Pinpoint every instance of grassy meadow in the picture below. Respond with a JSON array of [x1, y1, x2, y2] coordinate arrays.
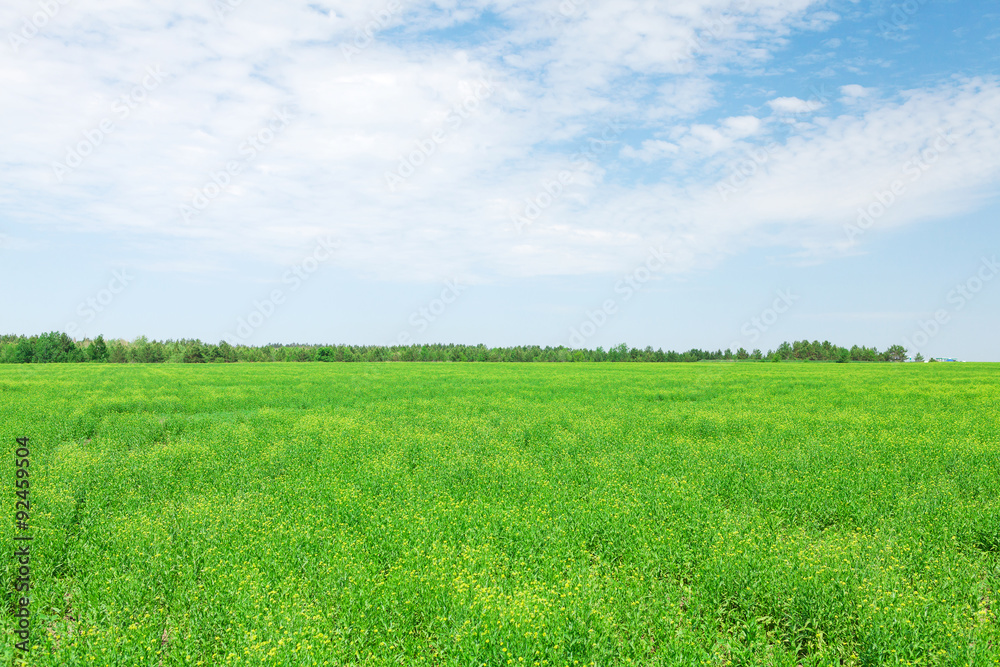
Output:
[[1, 362, 998, 665]]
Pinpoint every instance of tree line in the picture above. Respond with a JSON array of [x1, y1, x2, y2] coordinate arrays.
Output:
[[0, 333, 912, 364]]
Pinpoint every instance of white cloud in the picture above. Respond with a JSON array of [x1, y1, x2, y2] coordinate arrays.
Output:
[[2, 1, 999, 286], [648, 77, 717, 119], [838, 83, 874, 106], [840, 84, 870, 98], [621, 140, 680, 163], [767, 96, 825, 113], [721, 115, 761, 138]]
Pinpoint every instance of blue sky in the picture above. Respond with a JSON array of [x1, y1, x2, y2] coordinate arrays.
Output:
[[2, 0, 999, 360]]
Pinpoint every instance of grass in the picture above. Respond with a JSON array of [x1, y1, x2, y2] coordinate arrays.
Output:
[[1, 362, 998, 665]]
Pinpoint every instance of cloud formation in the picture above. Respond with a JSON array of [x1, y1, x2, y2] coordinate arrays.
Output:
[[2, 0, 999, 283]]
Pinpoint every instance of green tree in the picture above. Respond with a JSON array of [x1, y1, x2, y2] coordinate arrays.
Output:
[[885, 344, 908, 362], [183, 341, 206, 363], [108, 340, 129, 363], [89, 335, 108, 362], [34, 332, 79, 363], [609, 343, 628, 362], [130, 336, 166, 363], [12, 337, 35, 363], [216, 340, 238, 363]]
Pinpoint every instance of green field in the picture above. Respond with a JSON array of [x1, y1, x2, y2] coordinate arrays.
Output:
[[1, 363, 998, 665]]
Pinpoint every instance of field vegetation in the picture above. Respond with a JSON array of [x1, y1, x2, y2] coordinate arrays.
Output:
[[1, 363, 997, 665]]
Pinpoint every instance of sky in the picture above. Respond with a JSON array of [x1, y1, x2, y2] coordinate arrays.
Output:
[[2, 0, 999, 360]]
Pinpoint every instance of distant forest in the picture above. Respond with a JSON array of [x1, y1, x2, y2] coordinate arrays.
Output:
[[0, 333, 913, 364]]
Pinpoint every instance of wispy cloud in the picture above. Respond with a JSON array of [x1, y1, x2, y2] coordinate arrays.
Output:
[[767, 96, 826, 113], [2, 0, 999, 286]]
